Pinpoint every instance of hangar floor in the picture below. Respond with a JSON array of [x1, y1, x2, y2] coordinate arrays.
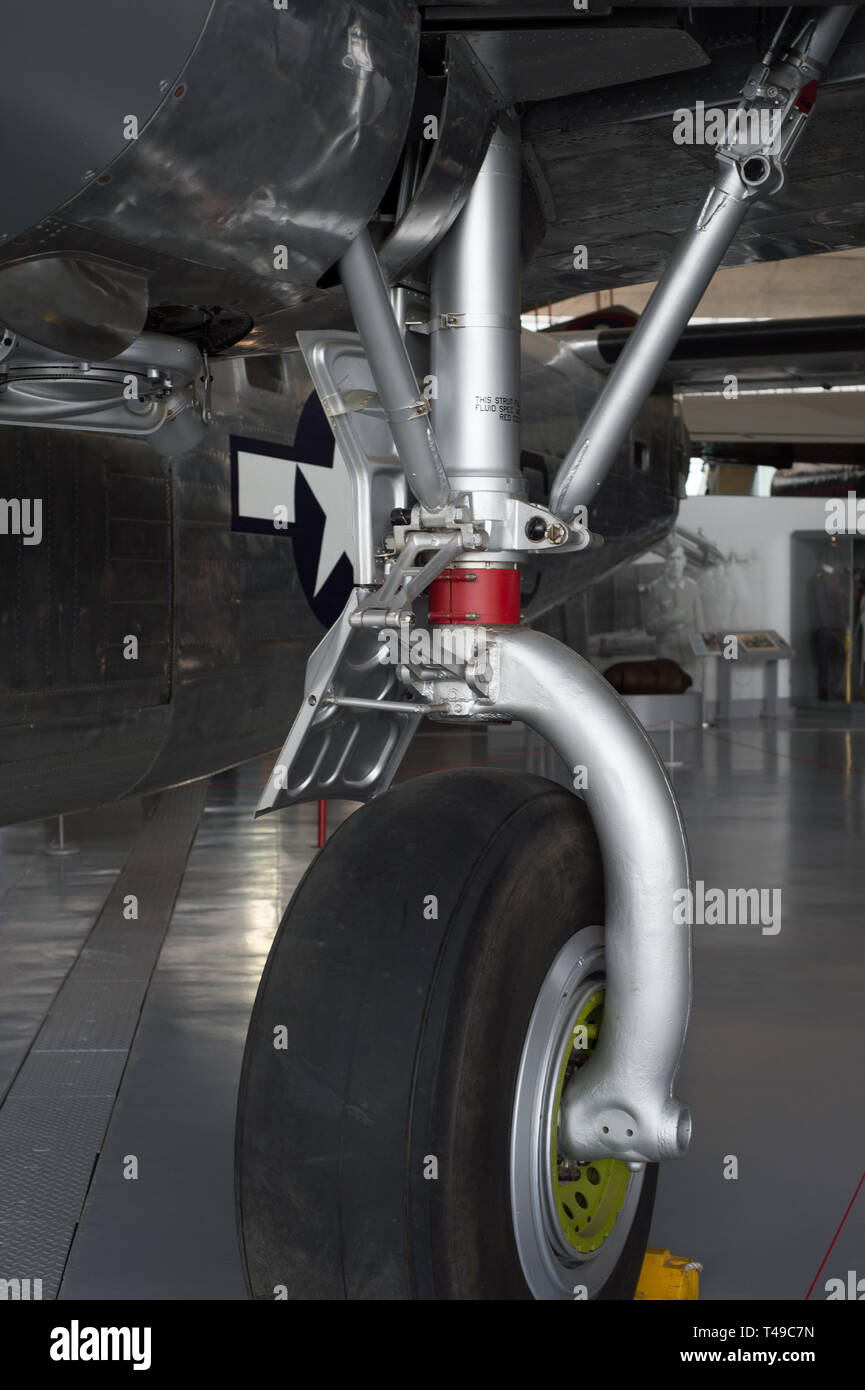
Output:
[[0, 716, 862, 1301]]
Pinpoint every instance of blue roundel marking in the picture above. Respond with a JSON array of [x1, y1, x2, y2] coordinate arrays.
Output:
[[230, 391, 355, 628], [290, 393, 354, 627]]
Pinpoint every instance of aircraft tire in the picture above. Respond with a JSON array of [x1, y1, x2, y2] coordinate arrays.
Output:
[[235, 767, 656, 1300]]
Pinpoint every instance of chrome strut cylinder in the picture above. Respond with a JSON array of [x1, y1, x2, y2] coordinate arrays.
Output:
[[430, 111, 525, 500], [550, 2, 859, 520], [489, 626, 692, 1166]]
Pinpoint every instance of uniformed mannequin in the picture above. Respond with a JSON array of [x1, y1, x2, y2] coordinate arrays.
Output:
[[642, 540, 705, 689], [813, 551, 847, 701]]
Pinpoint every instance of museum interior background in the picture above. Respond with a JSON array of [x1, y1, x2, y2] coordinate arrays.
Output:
[[528, 246, 865, 726]]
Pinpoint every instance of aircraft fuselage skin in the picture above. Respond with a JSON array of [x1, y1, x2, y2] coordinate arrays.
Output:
[[0, 338, 683, 826], [0, 0, 419, 358]]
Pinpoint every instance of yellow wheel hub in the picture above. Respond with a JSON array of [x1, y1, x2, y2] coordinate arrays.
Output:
[[551, 989, 631, 1253]]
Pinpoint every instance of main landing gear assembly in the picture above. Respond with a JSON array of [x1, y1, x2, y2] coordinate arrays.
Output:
[[235, 8, 855, 1300]]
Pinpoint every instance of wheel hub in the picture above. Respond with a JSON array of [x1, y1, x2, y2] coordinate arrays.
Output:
[[510, 926, 645, 1298], [551, 990, 630, 1254]]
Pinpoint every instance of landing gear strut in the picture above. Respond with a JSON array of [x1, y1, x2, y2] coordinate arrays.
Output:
[[237, 4, 854, 1298]]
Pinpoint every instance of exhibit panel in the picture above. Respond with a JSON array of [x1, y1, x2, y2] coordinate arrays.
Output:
[[571, 497, 865, 721]]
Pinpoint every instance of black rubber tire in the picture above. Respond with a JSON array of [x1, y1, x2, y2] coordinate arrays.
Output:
[[235, 767, 657, 1300]]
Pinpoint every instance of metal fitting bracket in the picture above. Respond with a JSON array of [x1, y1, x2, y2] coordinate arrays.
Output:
[[0, 330, 207, 454], [388, 494, 593, 561], [407, 312, 519, 334], [256, 586, 424, 815]]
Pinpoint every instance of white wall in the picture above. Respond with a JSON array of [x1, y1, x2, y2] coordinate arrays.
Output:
[[678, 495, 831, 703], [540, 247, 865, 323], [680, 391, 865, 444]]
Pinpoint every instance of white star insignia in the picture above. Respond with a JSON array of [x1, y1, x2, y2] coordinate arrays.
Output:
[[296, 446, 353, 596]]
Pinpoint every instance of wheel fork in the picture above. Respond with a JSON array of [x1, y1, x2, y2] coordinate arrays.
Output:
[[476, 625, 692, 1167]]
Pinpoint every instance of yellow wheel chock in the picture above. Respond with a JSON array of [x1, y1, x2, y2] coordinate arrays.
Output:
[[635, 1247, 702, 1300]]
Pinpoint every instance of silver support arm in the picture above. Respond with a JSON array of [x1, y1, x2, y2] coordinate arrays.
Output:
[[491, 627, 692, 1165], [550, 3, 859, 520], [339, 227, 452, 511], [550, 166, 751, 516], [430, 112, 524, 496]]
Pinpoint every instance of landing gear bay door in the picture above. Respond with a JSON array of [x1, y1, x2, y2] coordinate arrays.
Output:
[[256, 332, 419, 814]]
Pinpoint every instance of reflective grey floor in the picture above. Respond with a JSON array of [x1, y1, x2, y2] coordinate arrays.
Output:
[[0, 800, 147, 1103], [58, 767, 361, 1301], [649, 718, 865, 1301], [0, 717, 862, 1300]]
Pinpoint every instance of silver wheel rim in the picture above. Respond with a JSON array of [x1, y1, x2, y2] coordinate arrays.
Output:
[[509, 925, 645, 1300]]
